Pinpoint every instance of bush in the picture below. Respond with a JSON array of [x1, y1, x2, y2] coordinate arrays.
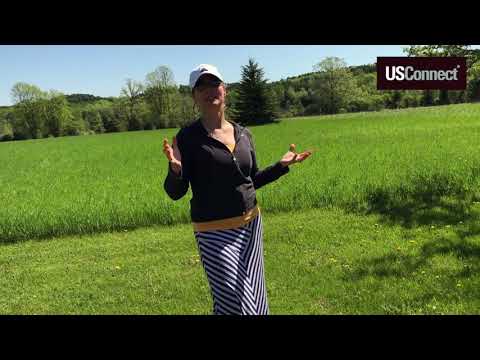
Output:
[[99, 107, 123, 133], [304, 103, 322, 116], [0, 117, 14, 141], [63, 114, 85, 136]]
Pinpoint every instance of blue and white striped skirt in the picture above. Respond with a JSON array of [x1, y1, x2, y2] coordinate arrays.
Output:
[[193, 212, 269, 315]]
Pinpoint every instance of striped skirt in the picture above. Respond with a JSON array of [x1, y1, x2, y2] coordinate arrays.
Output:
[[193, 212, 269, 315]]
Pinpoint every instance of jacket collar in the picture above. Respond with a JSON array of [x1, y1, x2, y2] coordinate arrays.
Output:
[[194, 118, 245, 143]]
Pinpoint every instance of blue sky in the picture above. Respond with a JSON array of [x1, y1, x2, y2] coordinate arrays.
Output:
[[0, 45, 476, 106]]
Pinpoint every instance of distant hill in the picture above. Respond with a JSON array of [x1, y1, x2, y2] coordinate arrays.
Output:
[[226, 64, 376, 90], [65, 94, 115, 104], [0, 94, 115, 110], [278, 64, 376, 83], [1, 65, 378, 110]]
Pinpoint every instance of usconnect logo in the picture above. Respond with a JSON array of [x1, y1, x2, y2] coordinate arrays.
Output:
[[377, 57, 467, 90], [386, 64, 461, 81]]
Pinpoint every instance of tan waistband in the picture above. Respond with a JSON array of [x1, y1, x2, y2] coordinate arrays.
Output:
[[193, 205, 260, 232]]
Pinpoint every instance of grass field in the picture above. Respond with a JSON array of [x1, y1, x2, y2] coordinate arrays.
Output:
[[1, 103, 480, 314], [2, 206, 479, 314], [1, 103, 480, 243]]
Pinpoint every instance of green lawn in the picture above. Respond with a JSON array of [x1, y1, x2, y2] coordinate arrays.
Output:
[[2, 204, 479, 314], [2, 103, 480, 242], [2, 103, 480, 314]]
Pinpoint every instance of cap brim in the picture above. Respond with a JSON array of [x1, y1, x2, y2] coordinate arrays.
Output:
[[192, 72, 223, 88]]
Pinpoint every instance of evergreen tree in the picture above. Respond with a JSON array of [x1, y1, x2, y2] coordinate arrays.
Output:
[[234, 58, 278, 125]]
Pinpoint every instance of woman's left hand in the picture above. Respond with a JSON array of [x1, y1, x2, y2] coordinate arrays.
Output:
[[279, 144, 313, 167]]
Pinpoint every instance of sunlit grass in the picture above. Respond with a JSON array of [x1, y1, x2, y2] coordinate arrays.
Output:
[[1, 206, 479, 314], [1, 103, 480, 242]]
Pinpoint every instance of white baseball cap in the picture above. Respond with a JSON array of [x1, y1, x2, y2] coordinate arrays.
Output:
[[189, 64, 224, 89]]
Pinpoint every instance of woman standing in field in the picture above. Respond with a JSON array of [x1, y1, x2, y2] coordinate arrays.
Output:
[[163, 64, 312, 315]]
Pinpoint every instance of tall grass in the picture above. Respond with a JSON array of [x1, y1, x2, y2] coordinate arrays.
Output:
[[1, 103, 480, 242]]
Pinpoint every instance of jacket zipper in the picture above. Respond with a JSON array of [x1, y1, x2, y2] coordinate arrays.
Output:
[[204, 124, 248, 178], [202, 122, 250, 214], [231, 128, 249, 179]]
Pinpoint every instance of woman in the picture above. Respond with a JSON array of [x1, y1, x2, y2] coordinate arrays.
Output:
[[163, 64, 312, 315]]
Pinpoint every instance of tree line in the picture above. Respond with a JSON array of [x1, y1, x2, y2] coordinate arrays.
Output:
[[0, 65, 199, 141], [1, 45, 479, 142], [267, 45, 480, 118]]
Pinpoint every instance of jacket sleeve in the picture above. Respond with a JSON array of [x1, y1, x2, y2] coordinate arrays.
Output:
[[163, 129, 190, 200], [246, 128, 289, 190]]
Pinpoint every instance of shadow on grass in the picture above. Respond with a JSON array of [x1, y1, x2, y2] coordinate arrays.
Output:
[[344, 219, 480, 312], [354, 171, 480, 229], [363, 190, 475, 228], [344, 181, 480, 307], [0, 212, 192, 246], [347, 224, 480, 282], [342, 170, 480, 307]]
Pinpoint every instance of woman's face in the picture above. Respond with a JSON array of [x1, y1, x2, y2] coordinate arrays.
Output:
[[192, 74, 227, 112]]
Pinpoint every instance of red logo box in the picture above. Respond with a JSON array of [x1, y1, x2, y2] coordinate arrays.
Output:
[[377, 57, 467, 90]]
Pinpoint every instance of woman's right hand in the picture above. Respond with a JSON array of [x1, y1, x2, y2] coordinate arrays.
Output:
[[163, 136, 182, 176]]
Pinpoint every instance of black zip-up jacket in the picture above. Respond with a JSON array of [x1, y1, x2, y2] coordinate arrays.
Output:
[[163, 119, 290, 222]]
